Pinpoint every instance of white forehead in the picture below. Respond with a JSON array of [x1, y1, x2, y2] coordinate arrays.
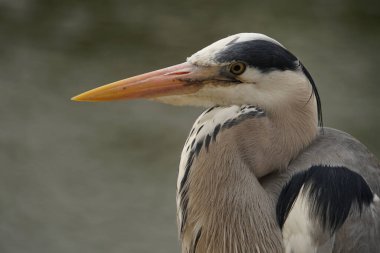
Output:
[[187, 33, 284, 65]]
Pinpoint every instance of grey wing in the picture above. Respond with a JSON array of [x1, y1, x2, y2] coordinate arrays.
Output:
[[309, 128, 380, 253], [262, 127, 380, 253], [290, 128, 380, 194]]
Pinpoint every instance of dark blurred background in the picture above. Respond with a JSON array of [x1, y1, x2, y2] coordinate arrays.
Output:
[[0, 0, 379, 252]]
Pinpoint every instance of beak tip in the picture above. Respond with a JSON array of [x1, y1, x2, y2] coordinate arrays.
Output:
[[71, 93, 93, 102], [71, 95, 83, 102]]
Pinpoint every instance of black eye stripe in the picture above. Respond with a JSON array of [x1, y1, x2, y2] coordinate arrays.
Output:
[[216, 40, 298, 73]]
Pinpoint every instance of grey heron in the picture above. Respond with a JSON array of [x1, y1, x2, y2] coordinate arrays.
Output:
[[72, 33, 380, 253]]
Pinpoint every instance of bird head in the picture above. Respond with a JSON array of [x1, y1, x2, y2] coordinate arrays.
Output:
[[72, 33, 321, 124]]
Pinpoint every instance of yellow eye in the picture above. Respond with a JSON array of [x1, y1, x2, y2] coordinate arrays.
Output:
[[229, 62, 246, 75]]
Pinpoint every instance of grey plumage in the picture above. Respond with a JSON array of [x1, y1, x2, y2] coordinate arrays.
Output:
[[269, 128, 380, 253]]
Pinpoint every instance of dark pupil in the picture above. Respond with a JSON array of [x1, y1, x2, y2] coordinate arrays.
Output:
[[233, 64, 241, 72]]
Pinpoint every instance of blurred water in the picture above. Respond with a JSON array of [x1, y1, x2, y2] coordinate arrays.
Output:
[[0, 0, 379, 252]]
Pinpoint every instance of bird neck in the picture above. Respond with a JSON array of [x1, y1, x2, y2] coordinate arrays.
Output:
[[177, 94, 318, 252], [252, 92, 319, 177]]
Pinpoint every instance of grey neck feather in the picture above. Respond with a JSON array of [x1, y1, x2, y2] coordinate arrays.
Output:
[[177, 94, 318, 253]]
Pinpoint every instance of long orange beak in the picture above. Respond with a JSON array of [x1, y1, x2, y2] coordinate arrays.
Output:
[[72, 62, 206, 102]]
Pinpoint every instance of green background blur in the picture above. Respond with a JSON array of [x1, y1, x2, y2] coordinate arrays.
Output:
[[0, 0, 379, 252]]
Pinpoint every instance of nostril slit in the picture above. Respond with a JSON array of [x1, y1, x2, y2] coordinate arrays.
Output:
[[165, 71, 191, 76]]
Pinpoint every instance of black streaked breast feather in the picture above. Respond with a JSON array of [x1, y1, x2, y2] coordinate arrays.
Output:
[[178, 106, 265, 234]]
